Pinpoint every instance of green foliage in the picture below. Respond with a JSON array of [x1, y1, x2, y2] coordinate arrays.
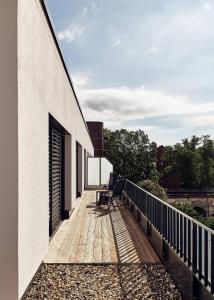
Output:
[[174, 203, 214, 230], [173, 202, 214, 228], [104, 128, 159, 183], [173, 203, 194, 217], [206, 217, 214, 230], [104, 128, 214, 189], [173, 203, 205, 222], [137, 179, 168, 201], [161, 135, 214, 188]]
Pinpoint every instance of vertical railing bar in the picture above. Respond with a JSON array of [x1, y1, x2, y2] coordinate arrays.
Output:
[[193, 223, 198, 274], [170, 208, 173, 246], [173, 210, 176, 249], [198, 226, 202, 280], [188, 220, 192, 266], [154, 198, 156, 228], [184, 217, 187, 262], [211, 234, 214, 294], [168, 207, 170, 243], [204, 230, 208, 286], [180, 214, 183, 258], [177, 213, 180, 253]]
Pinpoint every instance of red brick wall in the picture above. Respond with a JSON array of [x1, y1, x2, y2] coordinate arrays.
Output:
[[86, 121, 104, 157]]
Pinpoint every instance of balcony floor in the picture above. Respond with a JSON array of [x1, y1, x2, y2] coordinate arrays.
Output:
[[44, 191, 160, 264]]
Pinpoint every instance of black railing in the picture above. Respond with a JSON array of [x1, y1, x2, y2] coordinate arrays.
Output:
[[123, 179, 214, 296]]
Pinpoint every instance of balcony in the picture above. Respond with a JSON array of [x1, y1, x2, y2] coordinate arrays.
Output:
[[23, 177, 214, 300], [44, 191, 159, 264]]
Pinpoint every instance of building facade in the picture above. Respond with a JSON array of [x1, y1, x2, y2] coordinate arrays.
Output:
[[0, 1, 94, 299]]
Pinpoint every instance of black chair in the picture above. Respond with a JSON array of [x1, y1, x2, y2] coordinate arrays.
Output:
[[109, 172, 118, 190], [98, 175, 126, 210]]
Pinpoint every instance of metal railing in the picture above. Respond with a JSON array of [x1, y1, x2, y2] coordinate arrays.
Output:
[[123, 180, 214, 296]]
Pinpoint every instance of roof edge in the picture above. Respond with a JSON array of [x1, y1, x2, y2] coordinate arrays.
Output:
[[39, 0, 93, 146]]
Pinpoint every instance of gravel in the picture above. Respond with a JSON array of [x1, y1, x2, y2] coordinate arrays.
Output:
[[23, 264, 182, 300]]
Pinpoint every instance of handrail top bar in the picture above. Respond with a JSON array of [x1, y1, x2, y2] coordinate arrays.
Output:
[[125, 179, 214, 234]]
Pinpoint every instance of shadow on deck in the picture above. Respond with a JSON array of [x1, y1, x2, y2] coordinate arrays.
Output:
[[44, 191, 159, 264]]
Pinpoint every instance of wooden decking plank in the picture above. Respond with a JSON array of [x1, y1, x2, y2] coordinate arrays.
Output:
[[75, 212, 92, 263], [44, 191, 160, 265], [67, 193, 91, 262], [84, 212, 96, 263], [101, 213, 112, 262], [105, 210, 118, 262], [93, 215, 102, 262]]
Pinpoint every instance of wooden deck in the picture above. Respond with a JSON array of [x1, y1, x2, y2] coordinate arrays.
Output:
[[44, 191, 160, 264]]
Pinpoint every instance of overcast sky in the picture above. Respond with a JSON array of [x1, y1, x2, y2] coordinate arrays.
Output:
[[46, 0, 214, 145]]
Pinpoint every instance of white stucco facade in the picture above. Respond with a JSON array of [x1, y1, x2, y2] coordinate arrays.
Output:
[[0, 1, 94, 299]]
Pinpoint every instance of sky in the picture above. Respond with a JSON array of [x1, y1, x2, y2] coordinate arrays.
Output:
[[45, 0, 214, 145]]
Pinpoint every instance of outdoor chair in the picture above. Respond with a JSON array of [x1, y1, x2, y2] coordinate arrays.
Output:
[[97, 175, 126, 210]]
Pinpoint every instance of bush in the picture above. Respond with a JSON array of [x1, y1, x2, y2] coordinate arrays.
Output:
[[173, 202, 206, 225], [206, 217, 214, 230], [138, 179, 168, 201]]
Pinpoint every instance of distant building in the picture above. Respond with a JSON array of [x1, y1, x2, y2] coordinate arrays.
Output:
[[87, 121, 104, 157]]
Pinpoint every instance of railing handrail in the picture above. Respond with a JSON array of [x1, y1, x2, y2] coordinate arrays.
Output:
[[125, 179, 214, 234]]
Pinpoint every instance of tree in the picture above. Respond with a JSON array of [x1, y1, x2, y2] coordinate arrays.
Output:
[[104, 129, 214, 189], [161, 135, 214, 188], [104, 129, 159, 183], [198, 136, 214, 188], [138, 179, 168, 201]]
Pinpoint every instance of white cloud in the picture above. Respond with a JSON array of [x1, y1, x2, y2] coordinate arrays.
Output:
[[145, 46, 160, 55], [81, 2, 103, 16], [71, 72, 89, 88], [91, 2, 97, 13], [91, 2, 103, 14], [113, 40, 122, 47], [187, 114, 214, 128], [77, 86, 213, 126], [82, 6, 88, 16], [58, 26, 85, 43], [203, 2, 212, 11], [74, 85, 214, 144]]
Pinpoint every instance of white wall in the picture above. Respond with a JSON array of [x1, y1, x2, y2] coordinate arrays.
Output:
[[17, 0, 94, 298], [0, 2, 18, 300], [88, 158, 101, 185], [101, 158, 113, 185], [87, 158, 113, 186]]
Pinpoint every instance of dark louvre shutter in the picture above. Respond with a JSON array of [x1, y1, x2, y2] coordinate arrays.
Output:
[[76, 142, 78, 197], [76, 142, 82, 198], [49, 127, 63, 236]]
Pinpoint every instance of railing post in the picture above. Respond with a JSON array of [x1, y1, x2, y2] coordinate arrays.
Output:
[[193, 275, 201, 300], [147, 220, 151, 236], [162, 239, 169, 259], [180, 214, 183, 258], [211, 234, 214, 294], [188, 220, 192, 267], [204, 230, 208, 287], [137, 209, 141, 223], [192, 223, 198, 274], [184, 217, 187, 262], [192, 223, 200, 300], [146, 193, 148, 217]]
